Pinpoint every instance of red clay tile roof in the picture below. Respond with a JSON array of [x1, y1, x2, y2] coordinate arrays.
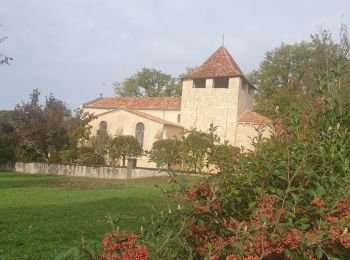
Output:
[[238, 111, 271, 124], [122, 108, 182, 127], [182, 46, 255, 89], [84, 96, 181, 110], [97, 108, 182, 128], [182, 46, 244, 79]]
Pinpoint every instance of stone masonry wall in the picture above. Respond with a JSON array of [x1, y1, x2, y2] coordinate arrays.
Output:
[[0, 162, 174, 179], [181, 77, 241, 144]]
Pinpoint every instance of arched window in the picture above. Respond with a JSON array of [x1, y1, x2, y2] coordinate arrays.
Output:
[[135, 122, 145, 148], [99, 121, 107, 133]]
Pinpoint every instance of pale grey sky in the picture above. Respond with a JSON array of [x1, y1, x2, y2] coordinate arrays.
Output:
[[1, 0, 349, 110]]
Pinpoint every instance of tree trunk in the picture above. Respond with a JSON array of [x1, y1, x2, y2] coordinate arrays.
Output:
[[122, 156, 126, 167]]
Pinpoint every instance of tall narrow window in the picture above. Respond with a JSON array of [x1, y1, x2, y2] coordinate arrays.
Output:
[[99, 121, 107, 133], [135, 122, 145, 149]]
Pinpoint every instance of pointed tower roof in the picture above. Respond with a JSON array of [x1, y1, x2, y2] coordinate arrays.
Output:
[[182, 46, 254, 88]]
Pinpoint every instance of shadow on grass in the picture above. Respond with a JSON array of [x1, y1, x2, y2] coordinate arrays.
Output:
[[0, 194, 168, 259], [0, 171, 61, 189]]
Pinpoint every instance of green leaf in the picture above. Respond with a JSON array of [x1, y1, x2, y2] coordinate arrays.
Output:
[[315, 246, 323, 259], [316, 186, 325, 197]]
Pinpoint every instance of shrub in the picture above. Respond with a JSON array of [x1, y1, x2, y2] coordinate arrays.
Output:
[[208, 143, 240, 173], [59, 149, 78, 164], [75, 147, 105, 166], [181, 124, 219, 173], [15, 145, 46, 163], [91, 130, 111, 158], [179, 125, 240, 173], [108, 135, 142, 166], [100, 231, 148, 260], [148, 139, 182, 168]]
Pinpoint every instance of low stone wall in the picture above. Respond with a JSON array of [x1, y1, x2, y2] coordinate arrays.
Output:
[[0, 162, 173, 179]]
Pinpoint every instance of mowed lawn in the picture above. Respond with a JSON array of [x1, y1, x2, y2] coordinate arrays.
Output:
[[0, 171, 199, 259]]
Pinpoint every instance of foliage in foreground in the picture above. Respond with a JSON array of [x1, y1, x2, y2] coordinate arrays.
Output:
[[65, 87, 350, 259], [140, 92, 350, 259]]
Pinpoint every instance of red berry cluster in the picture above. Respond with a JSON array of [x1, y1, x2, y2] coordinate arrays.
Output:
[[226, 255, 259, 260], [188, 183, 214, 200], [312, 197, 325, 207], [184, 182, 350, 258], [315, 97, 325, 111], [100, 231, 148, 260], [186, 223, 229, 257], [188, 182, 221, 214], [235, 195, 302, 258], [326, 200, 350, 249], [282, 229, 301, 250]]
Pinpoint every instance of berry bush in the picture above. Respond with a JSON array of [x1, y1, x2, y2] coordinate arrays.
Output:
[[139, 92, 350, 259]]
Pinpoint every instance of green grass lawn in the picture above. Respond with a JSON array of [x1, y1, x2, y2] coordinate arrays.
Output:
[[0, 171, 199, 259]]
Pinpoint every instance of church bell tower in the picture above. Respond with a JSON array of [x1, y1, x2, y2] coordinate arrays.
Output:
[[180, 46, 255, 145]]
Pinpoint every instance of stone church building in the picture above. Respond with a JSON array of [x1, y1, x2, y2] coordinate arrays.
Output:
[[82, 46, 270, 168]]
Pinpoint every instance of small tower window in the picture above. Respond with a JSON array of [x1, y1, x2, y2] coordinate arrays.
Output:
[[99, 121, 107, 133], [177, 114, 181, 123], [193, 78, 206, 88], [214, 77, 229, 88]]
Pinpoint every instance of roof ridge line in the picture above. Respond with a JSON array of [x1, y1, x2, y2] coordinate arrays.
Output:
[[118, 107, 182, 127], [82, 97, 103, 106]]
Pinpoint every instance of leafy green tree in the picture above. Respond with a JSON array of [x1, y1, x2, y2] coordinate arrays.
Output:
[[75, 147, 105, 166], [108, 135, 142, 166], [59, 109, 96, 164], [66, 109, 96, 148], [89, 130, 111, 165], [12, 89, 48, 161], [250, 26, 350, 123], [148, 139, 183, 168], [208, 143, 240, 173], [0, 111, 15, 163], [43, 94, 71, 159], [182, 124, 219, 173], [113, 68, 181, 97], [12, 89, 95, 163]]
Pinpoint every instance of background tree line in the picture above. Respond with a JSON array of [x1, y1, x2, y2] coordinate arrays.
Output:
[[113, 67, 196, 97], [0, 89, 94, 164], [250, 25, 350, 124], [0, 89, 146, 166]]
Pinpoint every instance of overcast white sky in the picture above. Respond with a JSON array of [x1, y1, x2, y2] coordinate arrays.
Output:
[[1, 0, 350, 110]]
